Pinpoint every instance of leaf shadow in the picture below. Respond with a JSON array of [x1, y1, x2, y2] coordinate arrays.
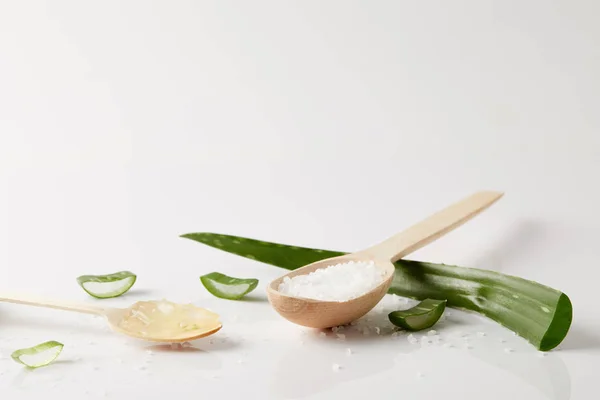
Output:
[[556, 326, 600, 350]]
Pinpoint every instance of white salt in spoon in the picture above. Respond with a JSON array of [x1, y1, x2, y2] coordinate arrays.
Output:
[[0, 296, 222, 343], [267, 191, 503, 328]]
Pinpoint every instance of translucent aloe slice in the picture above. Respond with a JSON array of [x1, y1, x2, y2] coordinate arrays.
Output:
[[200, 272, 258, 300], [388, 299, 447, 331], [11, 341, 64, 368], [76, 271, 137, 299]]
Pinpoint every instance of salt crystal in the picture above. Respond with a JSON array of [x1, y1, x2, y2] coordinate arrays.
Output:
[[375, 327, 381, 335], [416, 372, 424, 378], [407, 334, 418, 344], [504, 348, 513, 353], [476, 332, 486, 337], [427, 330, 437, 336], [499, 338, 506, 343], [346, 348, 352, 355], [146, 350, 154, 356], [277, 261, 385, 301], [319, 332, 327, 338], [237, 359, 244, 364], [443, 343, 453, 348], [391, 332, 400, 339], [336, 333, 346, 341], [332, 363, 341, 372], [362, 327, 370, 336]]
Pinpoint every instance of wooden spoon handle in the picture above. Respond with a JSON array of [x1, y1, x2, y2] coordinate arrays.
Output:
[[363, 191, 504, 262], [0, 292, 106, 316]]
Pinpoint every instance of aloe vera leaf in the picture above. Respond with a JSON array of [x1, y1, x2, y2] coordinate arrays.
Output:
[[76, 271, 137, 299], [200, 272, 259, 300], [11, 341, 64, 368], [180, 232, 572, 351], [388, 299, 446, 331]]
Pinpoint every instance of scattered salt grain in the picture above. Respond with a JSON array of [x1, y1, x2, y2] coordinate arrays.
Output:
[[499, 338, 506, 343], [146, 350, 154, 356], [332, 363, 341, 372], [277, 261, 385, 301], [237, 359, 244, 364], [443, 343, 453, 348], [391, 332, 400, 339], [346, 348, 353, 355], [427, 330, 438, 336], [537, 352, 547, 358], [504, 348, 514, 353], [375, 327, 381, 335], [407, 334, 418, 344], [319, 332, 327, 338], [416, 372, 424, 378], [362, 327, 370, 336], [336, 333, 346, 341]]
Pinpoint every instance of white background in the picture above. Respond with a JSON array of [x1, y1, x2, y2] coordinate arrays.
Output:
[[1, 1, 598, 399]]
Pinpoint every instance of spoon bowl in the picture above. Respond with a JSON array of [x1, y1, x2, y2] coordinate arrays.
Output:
[[267, 255, 395, 328], [267, 191, 504, 328], [104, 300, 223, 342]]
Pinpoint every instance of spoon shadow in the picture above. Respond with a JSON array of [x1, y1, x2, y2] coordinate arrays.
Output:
[[468, 219, 548, 272]]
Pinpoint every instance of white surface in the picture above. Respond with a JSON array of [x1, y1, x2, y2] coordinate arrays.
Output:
[[0, 1, 599, 399]]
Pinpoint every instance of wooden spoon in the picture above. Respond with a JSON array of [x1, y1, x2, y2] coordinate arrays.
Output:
[[0, 295, 222, 343], [266, 191, 504, 329]]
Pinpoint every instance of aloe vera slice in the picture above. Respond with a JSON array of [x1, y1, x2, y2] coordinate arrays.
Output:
[[76, 271, 137, 299], [11, 341, 64, 368], [181, 232, 572, 351], [200, 272, 258, 300], [389, 299, 446, 331]]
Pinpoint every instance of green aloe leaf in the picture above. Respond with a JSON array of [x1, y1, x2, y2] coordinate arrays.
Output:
[[76, 271, 137, 299], [200, 272, 259, 300], [11, 341, 64, 368], [388, 298, 447, 331], [180, 232, 572, 351]]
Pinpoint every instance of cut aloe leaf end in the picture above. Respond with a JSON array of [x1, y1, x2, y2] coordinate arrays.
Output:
[[76, 271, 137, 299], [181, 232, 573, 351], [200, 272, 259, 300], [11, 341, 64, 368], [389, 299, 446, 331]]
